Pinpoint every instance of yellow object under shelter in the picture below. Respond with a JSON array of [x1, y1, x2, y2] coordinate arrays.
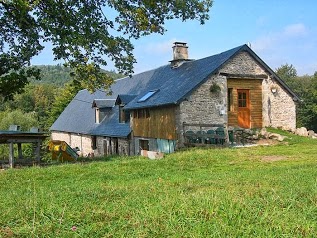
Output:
[[48, 140, 79, 162]]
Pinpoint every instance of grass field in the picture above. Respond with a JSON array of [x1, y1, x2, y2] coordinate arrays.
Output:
[[0, 130, 317, 237]]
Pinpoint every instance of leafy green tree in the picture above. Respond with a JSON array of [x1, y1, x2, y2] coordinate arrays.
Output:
[[0, 110, 39, 131], [298, 72, 317, 131], [48, 80, 83, 127], [0, 110, 40, 160], [1, 83, 57, 130], [276, 64, 317, 131], [276, 64, 298, 90], [1, 0, 213, 98]]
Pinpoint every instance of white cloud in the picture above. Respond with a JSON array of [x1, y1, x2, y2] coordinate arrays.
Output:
[[251, 34, 275, 51], [283, 23, 307, 37], [132, 38, 182, 73], [143, 38, 178, 55], [251, 23, 317, 75], [252, 23, 310, 52]]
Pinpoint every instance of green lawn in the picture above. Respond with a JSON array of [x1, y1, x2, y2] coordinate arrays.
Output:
[[1, 131, 317, 237]]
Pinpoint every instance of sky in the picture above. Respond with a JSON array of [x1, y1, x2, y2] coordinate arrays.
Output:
[[31, 0, 317, 76]]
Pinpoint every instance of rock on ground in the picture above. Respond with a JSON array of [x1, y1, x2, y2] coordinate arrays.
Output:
[[295, 127, 308, 137]]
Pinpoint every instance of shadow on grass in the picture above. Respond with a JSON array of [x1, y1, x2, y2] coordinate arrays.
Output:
[[0, 154, 130, 169]]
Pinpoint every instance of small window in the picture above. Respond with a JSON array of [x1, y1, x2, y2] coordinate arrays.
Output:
[[119, 106, 126, 123], [119, 106, 130, 123], [138, 90, 158, 102], [238, 92, 247, 108], [139, 139, 149, 151]]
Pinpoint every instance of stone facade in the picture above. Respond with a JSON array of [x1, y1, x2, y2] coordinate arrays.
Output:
[[175, 74, 227, 145], [175, 51, 297, 146], [221, 51, 296, 130], [51, 132, 130, 157], [262, 77, 296, 130], [95, 136, 130, 156], [51, 131, 93, 156], [220, 51, 266, 75]]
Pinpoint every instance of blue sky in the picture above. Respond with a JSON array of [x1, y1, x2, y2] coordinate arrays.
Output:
[[31, 0, 317, 76]]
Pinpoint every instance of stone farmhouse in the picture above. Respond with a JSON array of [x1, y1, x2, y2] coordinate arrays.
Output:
[[50, 43, 299, 157]]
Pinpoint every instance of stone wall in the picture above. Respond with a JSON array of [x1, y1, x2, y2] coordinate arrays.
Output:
[[51, 131, 93, 156], [220, 51, 267, 75], [95, 136, 130, 156], [262, 77, 296, 130], [118, 138, 130, 155], [51, 131, 71, 144], [175, 74, 227, 146], [95, 136, 105, 156]]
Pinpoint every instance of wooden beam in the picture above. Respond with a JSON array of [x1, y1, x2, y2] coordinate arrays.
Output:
[[7, 139, 42, 143], [220, 73, 267, 80], [9, 142, 14, 168], [183, 122, 224, 128]]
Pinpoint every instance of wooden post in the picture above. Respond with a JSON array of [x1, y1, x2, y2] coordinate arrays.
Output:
[[182, 122, 186, 144], [35, 140, 41, 162], [224, 123, 230, 145], [18, 143, 23, 160], [200, 123, 204, 144], [9, 142, 14, 168]]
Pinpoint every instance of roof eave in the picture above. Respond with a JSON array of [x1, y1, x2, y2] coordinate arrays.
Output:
[[124, 102, 178, 110]]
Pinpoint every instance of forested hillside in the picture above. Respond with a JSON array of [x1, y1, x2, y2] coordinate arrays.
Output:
[[0, 65, 124, 131], [31, 65, 124, 86], [0, 65, 124, 159]]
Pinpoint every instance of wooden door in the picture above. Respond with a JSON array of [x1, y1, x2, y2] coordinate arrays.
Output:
[[237, 89, 251, 128]]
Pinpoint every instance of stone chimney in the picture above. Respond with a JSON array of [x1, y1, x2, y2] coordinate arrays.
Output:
[[170, 42, 189, 67]]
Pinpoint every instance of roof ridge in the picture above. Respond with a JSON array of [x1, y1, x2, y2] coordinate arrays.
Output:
[[192, 44, 246, 62]]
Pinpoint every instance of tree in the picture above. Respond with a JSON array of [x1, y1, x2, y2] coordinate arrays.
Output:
[[0, 109, 40, 160], [276, 64, 317, 131], [0, 110, 39, 131], [0, 0, 213, 99], [275, 64, 298, 90], [48, 80, 84, 127], [300, 72, 317, 131]]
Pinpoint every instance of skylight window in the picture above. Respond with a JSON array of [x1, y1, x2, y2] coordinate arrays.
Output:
[[138, 90, 158, 102]]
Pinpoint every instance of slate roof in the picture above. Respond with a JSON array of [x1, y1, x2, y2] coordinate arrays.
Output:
[[92, 99, 115, 108], [90, 106, 131, 137], [116, 94, 137, 105], [50, 89, 107, 135], [50, 44, 299, 137]]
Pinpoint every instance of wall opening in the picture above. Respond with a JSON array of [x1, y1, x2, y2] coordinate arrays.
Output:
[[139, 139, 149, 151]]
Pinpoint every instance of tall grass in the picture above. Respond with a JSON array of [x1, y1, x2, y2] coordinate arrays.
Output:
[[0, 131, 316, 237]]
